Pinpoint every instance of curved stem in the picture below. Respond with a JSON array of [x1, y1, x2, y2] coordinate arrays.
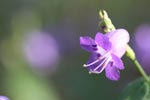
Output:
[[133, 59, 150, 83], [126, 45, 149, 82]]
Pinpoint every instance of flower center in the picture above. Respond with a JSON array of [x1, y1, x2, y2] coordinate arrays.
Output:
[[96, 43, 107, 55], [83, 51, 112, 74], [92, 54, 111, 73]]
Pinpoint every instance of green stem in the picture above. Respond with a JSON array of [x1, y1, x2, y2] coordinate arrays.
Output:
[[133, 58, 150, 82], [126, 45, 150, 82]]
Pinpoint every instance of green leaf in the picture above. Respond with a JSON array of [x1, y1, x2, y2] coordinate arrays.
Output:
[[119, 78, 150, 100]]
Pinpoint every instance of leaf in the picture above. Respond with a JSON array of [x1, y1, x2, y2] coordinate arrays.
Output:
[[119, 77, 150, 100]]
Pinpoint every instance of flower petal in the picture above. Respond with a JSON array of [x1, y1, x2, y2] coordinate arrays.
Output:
[[95, 32, 112, 51], [80, 36, 97, 52], [86, 53, 99, 66], [106, 29, 129, 57], [105, 63, 120, 81], [111, 53, 124, 70]]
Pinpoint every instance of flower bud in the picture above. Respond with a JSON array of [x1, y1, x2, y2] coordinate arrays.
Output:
[[99, 10, 115, 33]]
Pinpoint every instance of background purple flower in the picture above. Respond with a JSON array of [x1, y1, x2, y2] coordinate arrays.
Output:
[[132, 24, 150, 73], [0, 96, 9, 100], [23, 31, 60, 74]]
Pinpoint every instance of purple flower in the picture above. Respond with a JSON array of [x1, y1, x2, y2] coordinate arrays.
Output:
[[132, 24, 150, 73], [80, 29, 129, 81], [0, 96, 9, 100], [23, 31, 60, 74]]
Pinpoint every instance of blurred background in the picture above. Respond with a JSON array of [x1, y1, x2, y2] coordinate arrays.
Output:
[[0, 0, 150, 100]]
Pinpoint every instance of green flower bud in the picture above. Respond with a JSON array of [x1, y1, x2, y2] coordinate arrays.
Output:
[[99, 10, 115, 33]]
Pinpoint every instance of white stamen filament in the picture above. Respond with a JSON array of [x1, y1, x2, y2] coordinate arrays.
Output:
[[88, 53, 112, 74], [103, 56, 112, 67], [93, 56, 108, 71], [92, 55, 111, 74], [83, 59, 100, 67], [83, 52, 110, 67]]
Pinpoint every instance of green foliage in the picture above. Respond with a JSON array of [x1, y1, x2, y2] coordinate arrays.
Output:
[[119, 78, 150, 100], [5, 72, 60, 100]]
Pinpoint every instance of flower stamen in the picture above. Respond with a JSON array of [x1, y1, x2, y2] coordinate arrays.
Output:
[[83, 59, 100, 67], [92, 55, 112, 73], [93, 57, 108, 71], [83, 52, 110, 67]]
